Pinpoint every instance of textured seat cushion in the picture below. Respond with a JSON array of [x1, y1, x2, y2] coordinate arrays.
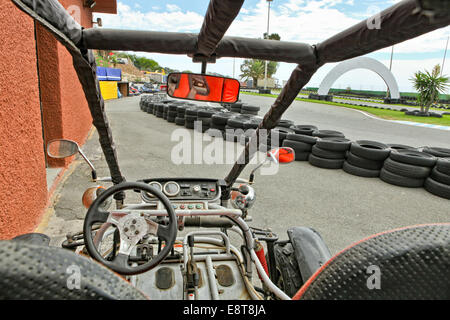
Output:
[[293, 224, 450, 300], [0, 241, 147, 300]]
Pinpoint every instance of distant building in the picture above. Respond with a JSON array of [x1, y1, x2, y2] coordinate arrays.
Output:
[[257, 78, 275, 88]]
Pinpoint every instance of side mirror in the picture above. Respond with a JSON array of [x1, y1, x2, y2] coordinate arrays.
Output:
[[47, 139, 98, 181], [47, 139, 79, 159], [167, 72, 240, 103], [267, 147, 295, 164]]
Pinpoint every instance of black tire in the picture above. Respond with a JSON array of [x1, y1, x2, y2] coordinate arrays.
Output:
[[290, 125, 317, 136], [350, 140, 390, 161], [156, 112, 164, 118], [227, 118, 247, 129], [197, 117, 212, 125], [197, 109, 216, 118], [185, 115, 197, 122], [286, 133, 318, 144], [293, 152, 310, 161], [423, 147, 450, 158], [185, 121, 195, 129], [424, 178, 450, 199], [343, 161, 380, 178], [379, 168, 425, 188], [241, 105, 260, 112], [243, 119, 262, 130], [185, 108, 199, 116], [383, 158, 431, 179], [316, 137, 351, 152], [283, 140, 313, 152], [311, 145, 346, 159], [240, 110, 258, 115], [273, 242, 303, 298], [175, 117, 185, 126], [308, 154, 344, 169], [430, 167, 450, 186], [312, 130, 345, 139], [271, 127, 294, 141], [389, 149, 437, 167], [436, 158, 450, 175], [168, 104, 178, 112], [167, 117, 176, 123], [211, 113, 235, 125], [346, 151, 383, 170], [168, 111, 177, 118], [210, 123, 226, 131], [277, 119, 295, 128], [388, 144, 415, 151]]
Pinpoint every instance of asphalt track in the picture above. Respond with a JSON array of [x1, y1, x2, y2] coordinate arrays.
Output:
[[45, 95, 449, 254]]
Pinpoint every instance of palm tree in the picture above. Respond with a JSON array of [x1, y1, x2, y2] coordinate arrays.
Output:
[[411, 64, 449, 114], [240, 59, 265, 87]]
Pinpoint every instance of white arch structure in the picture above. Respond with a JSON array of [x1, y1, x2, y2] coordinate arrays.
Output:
[[317, 57, 400, 100]]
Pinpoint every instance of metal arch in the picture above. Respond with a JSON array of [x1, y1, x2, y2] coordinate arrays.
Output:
[[317, 57, 400, 99]]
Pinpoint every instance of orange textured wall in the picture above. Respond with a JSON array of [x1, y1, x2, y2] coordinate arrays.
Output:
[[0, 0, 97, 238], [38, 0, 94, 167], [0, 2, 47, 239]]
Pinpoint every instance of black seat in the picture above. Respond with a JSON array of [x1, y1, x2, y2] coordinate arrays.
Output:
[[293, 223, 450, 300], [0, 240, 147, 300]]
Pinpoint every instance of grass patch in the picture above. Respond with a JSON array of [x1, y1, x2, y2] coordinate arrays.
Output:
[[240, 91, 450, 127]]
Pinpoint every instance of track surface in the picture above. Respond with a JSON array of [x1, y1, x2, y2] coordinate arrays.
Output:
[[46, 95, 449, 254]]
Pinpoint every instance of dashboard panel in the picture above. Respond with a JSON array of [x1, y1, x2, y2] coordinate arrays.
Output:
[[140, 178, 221, 203]]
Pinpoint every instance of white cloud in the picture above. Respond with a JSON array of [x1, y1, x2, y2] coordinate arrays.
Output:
[[96, 2, 203, 32], [166, 4, 181, 12], [94, 1, 450, 92]]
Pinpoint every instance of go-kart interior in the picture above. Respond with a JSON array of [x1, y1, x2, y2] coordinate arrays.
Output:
[[1, 0, 449, 300]]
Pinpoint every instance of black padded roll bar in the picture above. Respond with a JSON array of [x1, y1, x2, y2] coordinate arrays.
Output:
[[196, 0, 245, 58], [81, 29, 317, 65]]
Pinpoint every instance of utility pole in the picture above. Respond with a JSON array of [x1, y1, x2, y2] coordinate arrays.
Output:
[[264, 0, 272, 90], [442, 35, 449, 77], [386, 45, 394, 98]]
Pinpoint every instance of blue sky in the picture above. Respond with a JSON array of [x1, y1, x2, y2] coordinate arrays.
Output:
[[94, 0, 449, 92]]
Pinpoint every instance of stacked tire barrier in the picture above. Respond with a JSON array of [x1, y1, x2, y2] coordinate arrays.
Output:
[[310, 137, 351, 169], [426, 159, 450, 199], [139, 95, 450, 200], [343, 141, 390, 177], [308, 131, 347, 169], [225, 115, 251, 142], [175, 105, 187, 126], [282, 133, 318, 161], [380, 150, 436, 188]]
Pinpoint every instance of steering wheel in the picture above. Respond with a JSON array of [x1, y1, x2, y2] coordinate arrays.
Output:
[[83, 182, 177, 275]]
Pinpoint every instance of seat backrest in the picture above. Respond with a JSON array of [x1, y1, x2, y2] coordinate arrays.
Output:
[[293, 223, 450, 300], [0, 240, 147, 300]]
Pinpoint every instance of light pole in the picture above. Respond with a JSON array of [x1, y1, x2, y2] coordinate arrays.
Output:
[[386, 45, 394, 98], [442, 35, 449, 77], [264, 0, 272, 90]]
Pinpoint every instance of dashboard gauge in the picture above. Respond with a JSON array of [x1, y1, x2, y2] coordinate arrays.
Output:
[[145, 181, 162, 198], [163, 181, 180, 197]]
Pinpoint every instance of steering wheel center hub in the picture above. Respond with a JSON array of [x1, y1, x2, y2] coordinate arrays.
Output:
[[120, 213, 147, 240]]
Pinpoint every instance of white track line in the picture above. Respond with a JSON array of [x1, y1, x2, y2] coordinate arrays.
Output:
[[349, 109, 450, 131]]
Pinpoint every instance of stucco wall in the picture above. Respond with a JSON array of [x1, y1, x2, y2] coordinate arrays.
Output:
[[0, 1, 96, 238], [0, 2, 47, 239], [38, 0, 94, 167]]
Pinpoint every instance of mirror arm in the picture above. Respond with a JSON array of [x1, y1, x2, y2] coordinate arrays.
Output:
[[249, 159, 267, 184], [201, 61, 207, 75], [77, 148, 97, 182]]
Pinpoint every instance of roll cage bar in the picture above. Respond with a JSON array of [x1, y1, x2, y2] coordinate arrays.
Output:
[[12, 0, 450, 201]]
